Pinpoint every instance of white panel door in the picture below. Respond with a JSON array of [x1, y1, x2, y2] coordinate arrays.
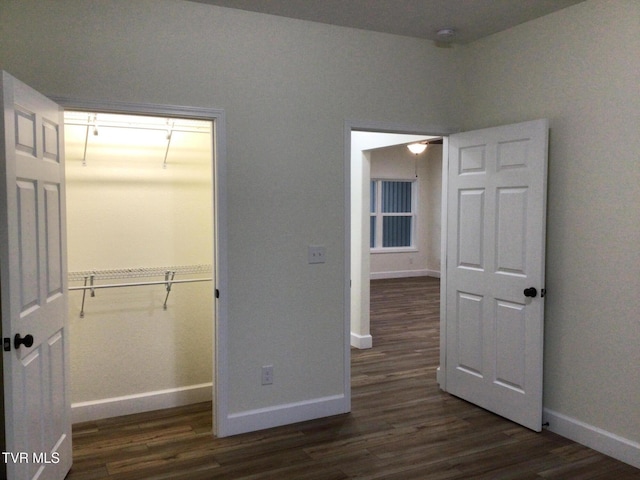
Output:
[[445, 119, 548, 432], [1, 71, 72, 479]]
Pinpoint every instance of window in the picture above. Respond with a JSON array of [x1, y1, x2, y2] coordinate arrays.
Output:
[[370, 180, 416, 250]]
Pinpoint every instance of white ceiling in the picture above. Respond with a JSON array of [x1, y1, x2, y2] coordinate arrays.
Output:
[[186, 0, 585, 44]]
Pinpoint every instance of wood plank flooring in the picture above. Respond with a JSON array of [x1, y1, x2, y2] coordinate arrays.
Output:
[[67, 277, 640, 479]]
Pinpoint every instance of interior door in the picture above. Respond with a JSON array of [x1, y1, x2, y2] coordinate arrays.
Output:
[[0, 71, 72, 479], [445, 119, 548, 432]]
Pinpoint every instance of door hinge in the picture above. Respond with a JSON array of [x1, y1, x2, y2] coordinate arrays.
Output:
[[3, 337, 10, 352]]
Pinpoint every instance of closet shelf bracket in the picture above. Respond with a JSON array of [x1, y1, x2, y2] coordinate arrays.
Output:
[[163, 120, 174, 169], [163, 270, 176, 310], [68, 265, 213, 317], [81, 113, 95, 167], [78, 274, 96, 318]]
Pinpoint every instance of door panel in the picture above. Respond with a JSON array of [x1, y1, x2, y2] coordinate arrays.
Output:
[[457, 292, 483, 376], [446, 119, 548, 432], [44, 183, 64, 297], [496, 187, 527, 275], [495, 299, 526, 390], [1, 71, 71, 479], [458, 189, 485, 269]]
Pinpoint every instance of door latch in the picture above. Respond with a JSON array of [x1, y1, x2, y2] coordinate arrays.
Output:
[[3, 337, 10, 352]]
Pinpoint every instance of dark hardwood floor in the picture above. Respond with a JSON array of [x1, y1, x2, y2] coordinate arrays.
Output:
[[67, 276, 640, 479]]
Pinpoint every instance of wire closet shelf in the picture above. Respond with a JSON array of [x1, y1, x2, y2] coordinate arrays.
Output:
[[68, 264, 213, 318]]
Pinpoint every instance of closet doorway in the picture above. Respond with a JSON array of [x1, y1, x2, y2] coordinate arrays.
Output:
[[62, 108, 220, 426]]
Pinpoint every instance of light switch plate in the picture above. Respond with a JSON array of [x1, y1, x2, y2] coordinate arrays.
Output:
[[308, 245, 326, 264]]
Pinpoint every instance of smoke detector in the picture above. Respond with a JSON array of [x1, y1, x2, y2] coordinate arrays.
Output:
[[436, 28, 456, 40]]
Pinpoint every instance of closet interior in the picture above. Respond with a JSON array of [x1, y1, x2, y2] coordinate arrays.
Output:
[[63, 111, 215, 420]]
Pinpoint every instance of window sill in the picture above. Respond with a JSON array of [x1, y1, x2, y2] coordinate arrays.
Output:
[[370, 247, 418, 254]]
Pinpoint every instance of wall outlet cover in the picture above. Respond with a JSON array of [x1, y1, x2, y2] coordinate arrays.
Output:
[[308, 245, 326, 264]]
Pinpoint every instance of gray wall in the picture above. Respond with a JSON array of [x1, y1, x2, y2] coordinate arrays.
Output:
[[462, 0, 640, 444], [0, 0, 463, 424], [1, 0, 638, 454]]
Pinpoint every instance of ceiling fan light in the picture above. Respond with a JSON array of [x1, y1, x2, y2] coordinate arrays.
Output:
[[407, 143, 427, 154]]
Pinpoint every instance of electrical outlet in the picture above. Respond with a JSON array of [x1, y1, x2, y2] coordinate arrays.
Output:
[[261, 365, 273, 385], [308, 245, 326, 264]]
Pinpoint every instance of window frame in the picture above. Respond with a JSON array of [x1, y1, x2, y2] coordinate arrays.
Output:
[[370, 178, 418, 253]]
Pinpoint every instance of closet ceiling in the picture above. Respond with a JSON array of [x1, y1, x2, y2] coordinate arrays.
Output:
[[186, 0, 586, 44], [64, 112, 212, 169]]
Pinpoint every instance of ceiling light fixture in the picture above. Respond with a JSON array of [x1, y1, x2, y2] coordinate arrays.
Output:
[[436, 28, 456, 41], [407, 142, 428, 155]]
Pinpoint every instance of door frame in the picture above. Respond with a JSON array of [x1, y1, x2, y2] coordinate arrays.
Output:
[[50, 97, 230, 437], [344, 119, 456, 392], [438, 136, 449, 391]]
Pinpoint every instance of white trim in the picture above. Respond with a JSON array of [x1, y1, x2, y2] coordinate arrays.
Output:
[[343, 121, 353, 417], [544, 408, 640, 470], [346, 120, 456, 394], [438, 137, 450, 392], [50, 97, 221, 121], [350, 332, 373, 349], [371, 247, 418, 254], [71, 383, 213, 423], [212, 110, 229, 437], [370, 269, 439, 280], [223, 395, 348, 437], [346, 119, 459, 137], [52, 97, 229, 437]]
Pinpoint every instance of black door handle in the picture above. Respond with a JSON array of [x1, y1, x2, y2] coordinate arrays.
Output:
[[14, 334, 34, 349], [523, 287, 538, 298]]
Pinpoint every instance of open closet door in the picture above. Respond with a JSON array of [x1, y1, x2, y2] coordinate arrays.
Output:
[[445, 119, 548, 432], [0, 71, 72, 479]]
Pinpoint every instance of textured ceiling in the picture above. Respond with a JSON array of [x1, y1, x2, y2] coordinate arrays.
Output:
[[186, 0, 585, 44]]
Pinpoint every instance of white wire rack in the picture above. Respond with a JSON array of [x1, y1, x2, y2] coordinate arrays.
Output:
[[68, 264, 213, 317]]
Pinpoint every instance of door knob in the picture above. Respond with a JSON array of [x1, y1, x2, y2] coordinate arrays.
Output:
[[523, 287, 538, 298], [14, 334, 34, 349]]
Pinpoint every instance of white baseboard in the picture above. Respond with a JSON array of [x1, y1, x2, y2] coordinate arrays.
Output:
[[71, 383, 213, 424], [220, 394, 348, 437], [543, 408, 640, 470], [351, 332, 373, 349], [370, 269, 440, 280]]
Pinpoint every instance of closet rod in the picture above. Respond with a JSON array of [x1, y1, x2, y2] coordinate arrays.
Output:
[[71, 277, 213, 318], [68, 265, 213, 316], [68, 264, 212, 282], [68, 277, 212, 291]]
